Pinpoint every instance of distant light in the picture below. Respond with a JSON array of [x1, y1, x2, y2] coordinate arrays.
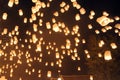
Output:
[[104, 50, 112, 61], [90, 75, 93, 80], [110, 43, 117, 49], [58, 77, 62, 80], [2, 13, 8, 20]]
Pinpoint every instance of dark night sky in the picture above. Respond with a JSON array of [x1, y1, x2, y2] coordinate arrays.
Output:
[[0, 0, 120, 80]]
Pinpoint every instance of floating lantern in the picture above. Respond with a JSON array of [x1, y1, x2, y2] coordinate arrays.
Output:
[[2, 13, 8, 20], [8, 0, 14, 7], [90, 75, 93, 80], [79, 8, 86, 15], [19, 9, 23, 16], [78, 66, 81, 71], [15, 0, 19, 5], [47, 71, 52, 78], [110, 43, 117, 49], [75, 14, 80, 21], [104, 50, 112, 61], [96, 16, 111, 26]]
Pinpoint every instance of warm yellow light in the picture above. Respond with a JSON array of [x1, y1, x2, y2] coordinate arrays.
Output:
[[104, 50, 112, 61], [47, 71, 52, 78], [75, 14, 80, 21], [19, 9, 23, 16], [2, 13, 8, 20], [110, 43, 117, 49]]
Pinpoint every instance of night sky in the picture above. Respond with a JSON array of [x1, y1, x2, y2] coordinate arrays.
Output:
[[0, 0, 120, 80]]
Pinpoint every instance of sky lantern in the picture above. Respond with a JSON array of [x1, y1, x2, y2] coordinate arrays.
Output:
[[18, 9, 23, 16], [104, 50, 112, 61], [82, 39, 86, 44], [33, 24, 38, 32], [66, 39, 71, 49], [53, 24, 60, 32], [2, 13, 8, 20], [110, 43, 117, 49], [98, 53, 102, 58], [115, 24, 120, 29], [15, 25, 19, 32], [8, 0, 14, 7], [90, 10, 95, 16], [3, 28, 8, 35], [0, 76, 7, 80], [78, 66, 81, 71], [71, 0, 76, 2], [60, 2, 66, 7], [103, 11, 109, 16], [24, 18, 27, 23], [53, 11, 59, 17], [87, 54, 90, 58], [101, 28, 107, 33], [15, 0, 19, 5], [90, 75, 93, 80], [47, 71, 52, 78], [96, 16, 111, 26], [31, 13, 37, 21], [75, 14, 80, 21], [32, 0, 37, 3], [114, 16, 120, 21], [98, 40, 105, 48], [56, 52, 60, 59], [79, 8, 86, 15], [95, 30, 100, 34], [76, 4, 81, 9], [64, 5, 70, 11], [88, 24, 93, 29], [46, 22, 51, 29], [0, 0, 119, 79]]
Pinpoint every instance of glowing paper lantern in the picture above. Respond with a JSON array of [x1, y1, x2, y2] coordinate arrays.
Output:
[[60, 2, 66, 7], [8, 0, 14, 7], [58, 77, 62, 80], [2, 13, 8, 20], [32, 0, 37, 3], [114, 16, 120, 21], [56, 52, 60, 59], [98, 53, 102, 58], [87, 54, 90, 58], [46, 22, 51, 29], [95, 30, 100, 34], [77, 66, 81, 71], [53, 11, 59, 17], [71, 0, 76, 2], [0, 76, 7, 80], [115, 24, 120, 29], [66, 39, 71, 49], [64, 5, 70, 11], [33, 24, 38, 32], [110, 43, 117, 49], [98, 40, 105, 48], [79, 8, 86, 15], [75, 14, 80, 21], [103, 11, 109, 16], [96, 16, 111, 26], [88, 24, 93, 29], [53, 24, 60, 32], [24, 18, 27, 23], [19, 9, 23, 16], [90, 10, 95, 16], [47, 71, 52, 78], [90, 75, 93, 80], [3, 28, 8, 35], [104, 50, 112, 61], [15, 0, 19, 5]]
